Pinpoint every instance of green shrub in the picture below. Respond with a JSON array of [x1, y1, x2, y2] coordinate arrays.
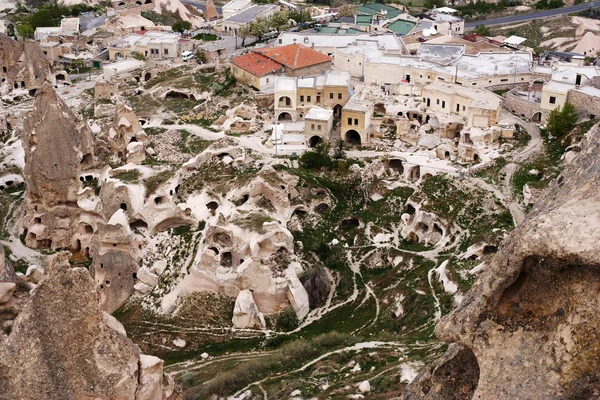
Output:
[[275, 307, 299, 331]]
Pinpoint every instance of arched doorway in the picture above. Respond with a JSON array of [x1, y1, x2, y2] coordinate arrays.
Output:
[[532, 112, 542, 122], [278, 96, 292, 107], [278, 112, 292, 121], [345, 130, 361, 145], [308, 136, 323, 147], [333, 104, 342, 118], [144, 72, 152, 81]]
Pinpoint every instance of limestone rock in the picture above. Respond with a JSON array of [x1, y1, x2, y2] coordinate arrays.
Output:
[[0, 282, 15, 303], [137, 355, 165, 400], [108, 104, 149, 159], [0, 246, 16, 283], [25, 265, 44, 284], [0, 253, 140, 399], [359, 380, 371, 393], [102, 311, 128, 336], [232, 289, 266, 329], [91, 249, 139, 313], [0, 34, 54, 95], [407, 122, 600, 398], [22, 82, 95, 205]]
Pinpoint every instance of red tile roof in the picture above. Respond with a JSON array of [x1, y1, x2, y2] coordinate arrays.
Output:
[[255, 43, 333, 70], [231, 52, 283, 77]]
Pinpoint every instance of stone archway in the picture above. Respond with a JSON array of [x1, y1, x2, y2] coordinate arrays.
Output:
[[278, 96, 292, 107], [278, 112, 293, 121], [532, 112, 542, 122], [333, 104, 342, 118], [345, 130, 361, 146], [308, 135, 323, 148]]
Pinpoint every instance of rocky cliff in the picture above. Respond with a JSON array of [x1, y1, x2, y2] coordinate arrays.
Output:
[[0, 252, 175, 400], [404, 123, 600, 398]]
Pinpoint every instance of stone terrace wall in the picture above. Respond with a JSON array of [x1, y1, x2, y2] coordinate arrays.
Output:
[[567, 89, 600, 118]]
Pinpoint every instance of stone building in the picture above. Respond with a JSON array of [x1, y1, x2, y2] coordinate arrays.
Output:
[[342, 98, 373, 146], [304, 107, 334, 147]]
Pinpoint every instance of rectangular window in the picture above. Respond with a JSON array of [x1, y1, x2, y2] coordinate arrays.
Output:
[[500, 78, 508, 82], [347, 117, 352, 125], [549, 96, 556, 104], [307, 96, 311, 102], [164, 49, 169, 55], [338, 93, 342, 99], [442, 101, 445, 108], [300, 95, 304, 102], [311, 124, 315, 130], [330, 93, 334, 99], [318, 124, 321, 130], [463, 105, 466, 111], [354, 118, 358, 125], [456, 104, 460, 112], [438, 77, 445, 81], [436, 99, 440, 105]]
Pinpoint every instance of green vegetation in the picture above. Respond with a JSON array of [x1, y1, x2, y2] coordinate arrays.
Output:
[[143, 169, 175, 195], [11, 3, 101, 39], [535, 0, 565, 10], [275, 307, 299, 331], [474, 24, 491, 36], [178, 130, 212, 154], [113, 169, 141, 183], [172, 20, 192, 33], [192, 33, 219, 41]]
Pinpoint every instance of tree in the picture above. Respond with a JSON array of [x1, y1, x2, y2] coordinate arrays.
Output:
[[238, 25, 250, 47], [424, 0, 445, 9], [249, 16, 270, 41], [131, 51, 146, 61], [337, 4, 357, 17], [288, 10, 310, 24], [17, 23, 34, 39], [333, 139, 346, 159], [172, 20, 192, 33], [195, 49, 207, 63], [546, 103, 578, 139], [474, 24, 490, 36], [299, 142, 332, 169], [268, 10, 289, 33]]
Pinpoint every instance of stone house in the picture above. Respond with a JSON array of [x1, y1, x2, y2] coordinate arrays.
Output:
[[230, 52, 283, 91], [304, 107, 334, 147], [342, 98, 373, 145], [255, 43, 333, 77]]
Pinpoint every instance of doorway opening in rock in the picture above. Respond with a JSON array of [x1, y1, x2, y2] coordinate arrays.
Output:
[[345, 130, 361, 146], [389, 159, 404, 173], [309, 136, 323, 148]]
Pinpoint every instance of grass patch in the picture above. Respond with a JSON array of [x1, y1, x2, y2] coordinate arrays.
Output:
[[113, 169, 141, 183], [144, 169, 175, 195]]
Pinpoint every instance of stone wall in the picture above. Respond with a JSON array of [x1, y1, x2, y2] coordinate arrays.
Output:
[[567, 88, 600, 118], [503, 88, 547, 122]]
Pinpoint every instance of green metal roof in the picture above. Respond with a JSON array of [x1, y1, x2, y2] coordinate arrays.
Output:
[[357, 3, 403, 19], [386, 19, 416, 35]]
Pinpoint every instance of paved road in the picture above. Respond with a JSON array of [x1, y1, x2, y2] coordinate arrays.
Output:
[[465, 0, 600, 28]]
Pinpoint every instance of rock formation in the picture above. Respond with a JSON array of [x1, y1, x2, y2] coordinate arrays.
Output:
[[404, 122, 600, 399], [0, 34, 56, 95], [0, 252, 174, 400], [108, 104, 150, 162], [22, 82, 95, 206]]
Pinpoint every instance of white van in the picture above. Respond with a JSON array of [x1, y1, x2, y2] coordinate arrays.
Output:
[[181, 51, 194, 62]]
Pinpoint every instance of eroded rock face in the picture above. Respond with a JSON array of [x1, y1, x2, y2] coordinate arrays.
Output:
[[405, 123, 600, 398], [0, 34, 54, 94], [22, 82, 95, 205], [0, 252, 173, 400]]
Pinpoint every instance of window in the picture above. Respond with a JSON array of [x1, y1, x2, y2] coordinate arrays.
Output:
[[348, 117, 352, 125], [436, 99, 440, 105], [330, 93, 334, 99], [472, 83, 477, 86], [266, 78, 269, 83], [549, 96, 556, 104], [278, 39, 282, 44], [500, 78, 508, 82], [354, 118, 358, 125], [456, 104, 460, 112], [164, 49, 169, 55], [307, 96, 311, 102], [300, 95, 304, 102], [338, 93, 342, 99], [318, 124, 321, 130], [438, 77, 445, 81], [442, 101, 445, 108], [311, 124, 315, 130], [463, 105, 466, 111]]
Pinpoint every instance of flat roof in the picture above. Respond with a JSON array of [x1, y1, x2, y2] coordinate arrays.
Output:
[[424, 81, 501, 109], [504, 35, 527, 46], [544, 81, 574, 93], [222, 0, 250, 10], [306, 107, 333, 120], [224, 4, 277, 24], [325, 70, 350, 86], [344, 98, 371, 112], [575, 85, 600, 97], [275, 76, 296, 91]]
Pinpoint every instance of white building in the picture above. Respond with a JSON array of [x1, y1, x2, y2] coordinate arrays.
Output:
[[222, 4, 279, 34], [103, 59, 146, 81], [304, 107, 334, 147], [222, 0, 252, 19]]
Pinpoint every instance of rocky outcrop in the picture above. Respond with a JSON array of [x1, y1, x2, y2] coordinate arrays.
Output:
[[232, 289, 265, 328], [404, 122, 600, 398], [108, 104, 149, 162], [0, 246, 16, 283], [0, 252, 173, 400], [22, 82, 95, 205], [0, 34, 55, 95]]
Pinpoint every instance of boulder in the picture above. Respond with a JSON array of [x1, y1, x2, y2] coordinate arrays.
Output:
[[0, 246, 16, 283], [358, 381, 371, 393], [25, 265, 44, 284], [232, 289, 266, 329], [136, 355, 164, 400], [0, 282, 16, 303]]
